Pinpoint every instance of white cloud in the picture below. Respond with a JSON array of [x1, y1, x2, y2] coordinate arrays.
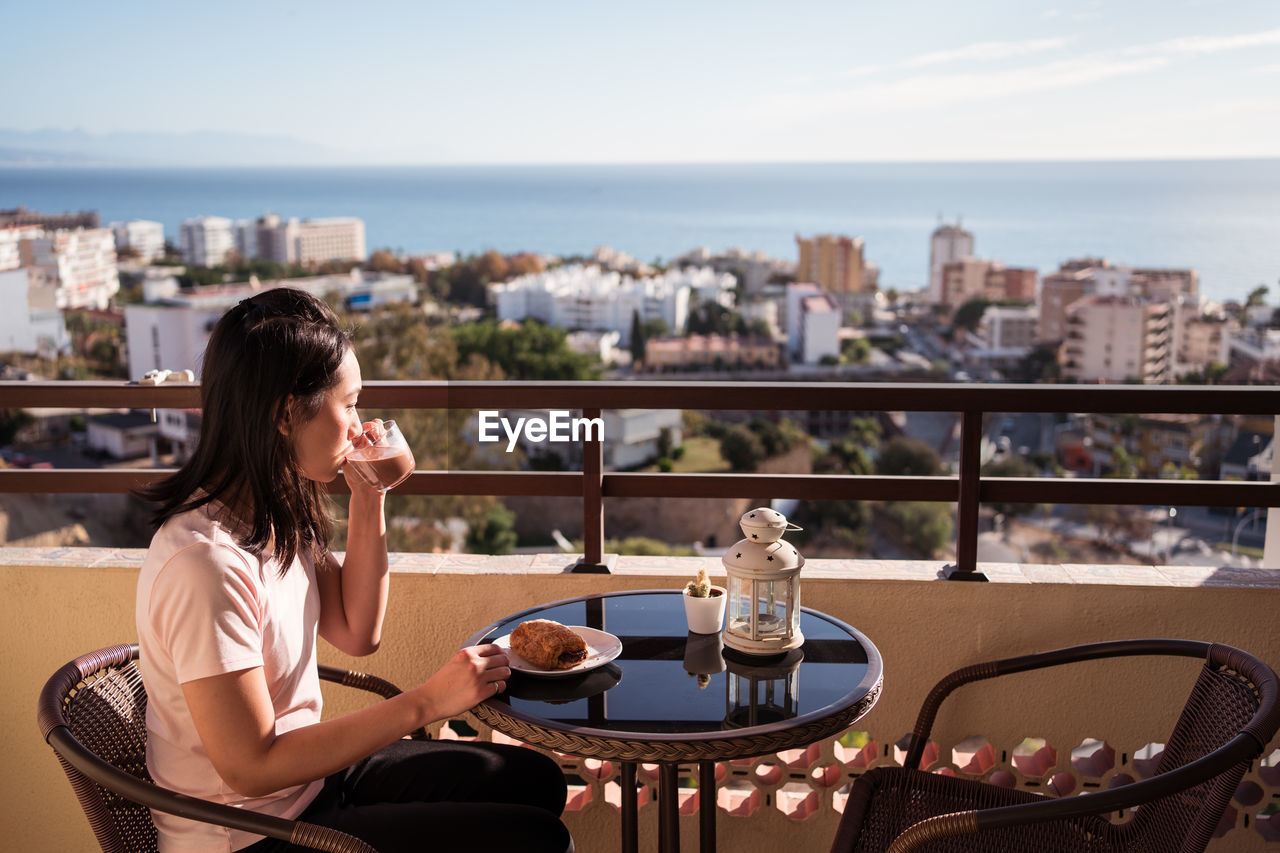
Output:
[[737, 54, 1168, 121], [1125, 27, 1280, 57], [902, 37, 1069, 68]]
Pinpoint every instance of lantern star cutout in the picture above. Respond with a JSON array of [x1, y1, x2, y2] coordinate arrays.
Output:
[[767, 555, 774, 561], [736, 553, 742, 559]]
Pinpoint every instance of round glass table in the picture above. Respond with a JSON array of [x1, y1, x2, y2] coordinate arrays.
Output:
[[464, 590, 883, 853]]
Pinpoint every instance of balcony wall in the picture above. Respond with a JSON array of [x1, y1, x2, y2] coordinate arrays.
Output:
[[8, 548, 1279, 852]]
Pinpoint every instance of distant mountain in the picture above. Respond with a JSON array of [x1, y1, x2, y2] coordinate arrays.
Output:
[[0, 127, 353, 166]]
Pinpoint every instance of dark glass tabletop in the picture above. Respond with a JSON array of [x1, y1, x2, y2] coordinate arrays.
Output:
[[466, 590, 882, 742]]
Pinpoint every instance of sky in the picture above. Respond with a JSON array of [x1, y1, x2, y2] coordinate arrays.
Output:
[[2, 0, 1279, 164]]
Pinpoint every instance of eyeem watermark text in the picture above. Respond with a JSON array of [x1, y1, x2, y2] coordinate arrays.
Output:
[[478, 410, 604, 452]]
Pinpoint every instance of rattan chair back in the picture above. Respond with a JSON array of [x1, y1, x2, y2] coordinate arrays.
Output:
[[37, 644, 158, 853], [832, 639, 1280, 853]]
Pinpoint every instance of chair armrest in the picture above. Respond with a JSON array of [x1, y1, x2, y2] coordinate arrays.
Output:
[[889, 731, 1259, 852], [46, 726, 377, 852], [318, 664, 430, 741], [901, 639, 1209, 768]]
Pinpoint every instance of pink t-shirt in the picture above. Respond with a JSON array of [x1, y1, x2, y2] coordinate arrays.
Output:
[[136, 502, 324, 852]]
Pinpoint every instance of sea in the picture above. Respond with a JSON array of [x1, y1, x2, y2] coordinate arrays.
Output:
[[2, 159, 1279, 305]]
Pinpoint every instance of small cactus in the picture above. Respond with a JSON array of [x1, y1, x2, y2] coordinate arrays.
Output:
[[684, 567, 712, 598]]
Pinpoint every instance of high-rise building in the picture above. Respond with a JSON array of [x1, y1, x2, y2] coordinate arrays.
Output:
[[233, 214, 366, 266], [179, 216, 235, 267], [1037, 258, 1197, 344], [0, 224, 44, 271], [1060, 296, 1171, 384], [928, 222, 973, 303], [795, 234, 875, 294], [17, 227, 120, 310], [111, 220, 166, 263]]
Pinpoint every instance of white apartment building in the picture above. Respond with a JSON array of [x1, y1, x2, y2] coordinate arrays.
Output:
[[1060, 296, 1172, 384], [785, 282, 840, 364], [293, 217, 366, 266], [124, 270, 417, 380], [0, 267, 70, 355], [235, 215, 366, 266], [0, 225, 43, 271], [18, 227, 120, 310], [964, 305, 1037, 372], [929, 222, 974, 303], [491, 265, 733, 345], [179, 216, 235, 267], [675, 246, 794, 296], [111, 220, 166, 262]]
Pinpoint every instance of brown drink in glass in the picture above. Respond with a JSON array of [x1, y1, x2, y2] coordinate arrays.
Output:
[[346, 419, 415, 492]]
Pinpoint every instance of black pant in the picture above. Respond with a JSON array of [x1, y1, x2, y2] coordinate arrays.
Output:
[[240, 739, 572, 853]]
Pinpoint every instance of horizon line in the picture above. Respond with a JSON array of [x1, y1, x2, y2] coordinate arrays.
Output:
[[3, 154, 1280, 170]]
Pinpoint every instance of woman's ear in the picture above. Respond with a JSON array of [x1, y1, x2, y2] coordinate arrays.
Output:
[[276, 397, 295, 437]]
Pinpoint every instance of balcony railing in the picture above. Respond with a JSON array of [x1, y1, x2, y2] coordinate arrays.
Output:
[[3, 380, 1279, 576]]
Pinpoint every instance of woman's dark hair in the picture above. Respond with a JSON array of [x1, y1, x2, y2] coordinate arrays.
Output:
[[140, 287, 351, 572]]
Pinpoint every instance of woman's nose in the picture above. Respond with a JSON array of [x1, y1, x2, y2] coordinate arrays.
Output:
[[348, 411, 363, 440]]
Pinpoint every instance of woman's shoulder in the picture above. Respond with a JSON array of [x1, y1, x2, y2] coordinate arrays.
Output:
[[148, 503, 255, 574]]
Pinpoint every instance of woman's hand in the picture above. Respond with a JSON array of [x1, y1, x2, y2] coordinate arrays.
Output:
[[413, 644, 512, 722]]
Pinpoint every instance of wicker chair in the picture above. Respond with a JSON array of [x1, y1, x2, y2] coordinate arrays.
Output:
[[38, 643, 431, 853], [831, 639, 1280, 853]]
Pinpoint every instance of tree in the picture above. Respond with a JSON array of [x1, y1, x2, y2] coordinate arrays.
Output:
[[881, 501, 953, 558], [720, 424, 765, 471], [629, 310, 645, 364], [452, 319, 600, 381], [875, 436, 944, 477], [951, 298, 992, 332], [466, 503, 518, 555], [981, 454, 1037, 516]]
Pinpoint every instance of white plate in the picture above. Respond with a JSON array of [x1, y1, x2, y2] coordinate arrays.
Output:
[[494, 626, 623, 678]]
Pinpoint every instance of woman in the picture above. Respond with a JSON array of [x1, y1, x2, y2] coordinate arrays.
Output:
[[136, 288, 571, 852]]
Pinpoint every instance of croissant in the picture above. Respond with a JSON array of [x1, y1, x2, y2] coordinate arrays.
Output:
[[510, 619, 589, 670]]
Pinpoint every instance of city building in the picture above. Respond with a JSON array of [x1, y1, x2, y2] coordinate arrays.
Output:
[[591, 246, 654, 277], [938, 258, 1037, 310], [110, 220, 165, 263], [565, 330, 621, 365], [179, 216, 235, 267], [1059, 295, 1171, 384], [17, 227, 120, 310], [795, 234, 878, 294], [1084, 413, 1230, 478], [643, 334, 780, 372], [491, 264, 734, 345], [0, 207, 100, 230], [292, 217, 366, 266], [123, 270, 417, 380], [675, 247, 794, 296], [0, 266, 71, 356], [234, 214, 367, 266], [928, 222, 974, 303], [1038, 258, 1197, 344], [962, 305, 1038, 372], [85, 410, 160, 460], [1171, 297, 1233, 377], [1, 224, 45, 271], [785, 282, 840, 364]]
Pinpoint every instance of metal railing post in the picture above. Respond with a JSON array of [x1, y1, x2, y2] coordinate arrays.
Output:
[[571, 407, 613, 573], [944, 409, 988, 581]]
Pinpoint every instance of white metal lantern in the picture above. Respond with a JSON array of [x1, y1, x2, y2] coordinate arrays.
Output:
[[721, 507, 804, 655]]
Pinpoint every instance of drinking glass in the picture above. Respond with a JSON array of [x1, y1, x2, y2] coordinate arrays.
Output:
[[345, 419, 415, 492]]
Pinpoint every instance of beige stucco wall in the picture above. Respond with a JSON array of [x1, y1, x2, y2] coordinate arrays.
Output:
[[6, 550, 1278, 851]]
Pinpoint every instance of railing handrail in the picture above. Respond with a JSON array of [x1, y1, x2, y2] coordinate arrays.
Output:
[[2, 380, 1277, 576], [3, 379, 1279, 414]]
